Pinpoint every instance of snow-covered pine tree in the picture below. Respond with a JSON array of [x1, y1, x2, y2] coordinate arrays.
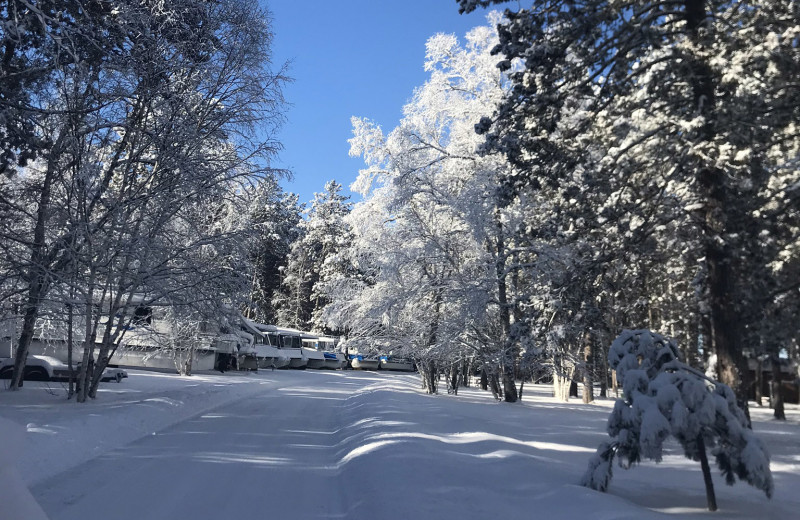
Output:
[[274, 180, 352, 332], [581, 329, 773, 511], [246, 179, 303, 323]]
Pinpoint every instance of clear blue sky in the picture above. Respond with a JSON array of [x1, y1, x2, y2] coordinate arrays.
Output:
[[263, 0, 507, 206]]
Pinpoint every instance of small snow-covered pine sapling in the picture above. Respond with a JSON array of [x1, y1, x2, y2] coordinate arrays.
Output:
[[580, 330, 773, 512]]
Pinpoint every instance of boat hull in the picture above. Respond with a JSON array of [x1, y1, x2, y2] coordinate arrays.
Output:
[[322, 352, 346, 370], [281, 348, 307, 369], [272, 356, 291, 369], [380, 360, 415, 372], [302, 348, 326, 369]]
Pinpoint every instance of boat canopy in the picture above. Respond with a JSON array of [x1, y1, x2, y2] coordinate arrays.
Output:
[[251, 322, 278, 333], [240, 318, 266, 338]]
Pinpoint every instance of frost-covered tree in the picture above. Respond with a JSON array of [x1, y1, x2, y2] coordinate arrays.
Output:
[[332, 18, 548, 400], [324, 184, 474, 394], [582, 330, 773, 511], [274, 180, 352, 332], [1, 0, 287, 392]]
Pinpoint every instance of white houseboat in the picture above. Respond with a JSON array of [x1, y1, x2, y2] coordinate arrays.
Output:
[[274, 327, 307, 369], [300, 332, 329, 369], [318, 336, 346, 369], [242, 320, 285, 369], [248, 323, 291, 369], [13, 301, 226, 372]]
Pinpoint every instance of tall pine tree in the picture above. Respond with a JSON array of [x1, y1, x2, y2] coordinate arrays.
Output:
[[274, 180, 352, 332]]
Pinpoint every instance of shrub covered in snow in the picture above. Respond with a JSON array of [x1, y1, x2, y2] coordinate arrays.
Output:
[[581, 329, 773, 510]]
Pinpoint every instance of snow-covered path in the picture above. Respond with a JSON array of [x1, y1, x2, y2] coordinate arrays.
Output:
[[30, 371, 614, 520], [6, 369, 797, 519]]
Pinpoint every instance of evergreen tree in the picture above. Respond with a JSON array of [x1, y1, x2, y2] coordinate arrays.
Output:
[[246, 178, 303, 323], [582, 330, 773, 511], [274, 180, 352, 332]]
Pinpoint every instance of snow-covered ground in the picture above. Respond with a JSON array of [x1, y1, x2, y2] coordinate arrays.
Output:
[[0, 369, 797, 519]]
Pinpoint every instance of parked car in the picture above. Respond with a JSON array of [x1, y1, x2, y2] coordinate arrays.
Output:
[[0, 355, 64, 381], [0, 356, 127, 383]]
